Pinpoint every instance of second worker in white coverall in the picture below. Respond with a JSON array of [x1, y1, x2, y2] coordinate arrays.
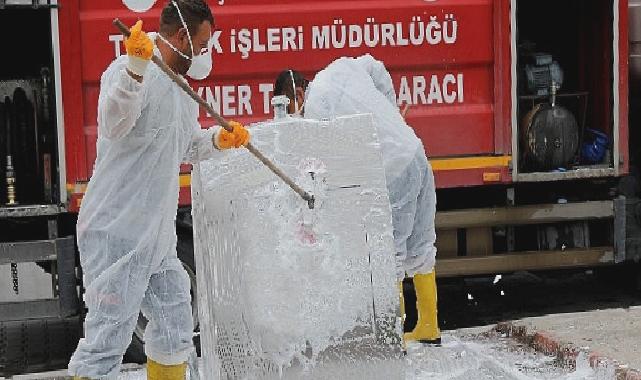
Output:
[[274, 55, 441, 344], [68, 1, 251, 379]]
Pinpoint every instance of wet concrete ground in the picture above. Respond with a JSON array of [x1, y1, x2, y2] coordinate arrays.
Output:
[[516, 307, 641, 372], [406, 331, 614, 380], [3, 266, 640, 377], [7, 332, 614, 380]]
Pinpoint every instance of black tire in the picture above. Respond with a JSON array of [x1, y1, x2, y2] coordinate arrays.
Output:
[[124, 234, 200, 363]]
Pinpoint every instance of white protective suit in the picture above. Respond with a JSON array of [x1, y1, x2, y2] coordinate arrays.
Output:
[[68, 40, 223, 378], [304, 55, 437, 279]]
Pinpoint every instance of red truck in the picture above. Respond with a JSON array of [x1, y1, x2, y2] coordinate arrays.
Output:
[[0, 0, 639, 374]]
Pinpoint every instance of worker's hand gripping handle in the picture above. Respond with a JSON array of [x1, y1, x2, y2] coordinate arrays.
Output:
[[113, 19, 315, 209]]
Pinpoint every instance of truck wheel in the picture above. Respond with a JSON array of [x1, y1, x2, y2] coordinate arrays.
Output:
[[124, 235, 200, 363]]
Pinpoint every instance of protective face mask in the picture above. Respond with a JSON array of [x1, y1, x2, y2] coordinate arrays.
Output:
[[187, 46, 213, 80], [166, 0, 212, 80]]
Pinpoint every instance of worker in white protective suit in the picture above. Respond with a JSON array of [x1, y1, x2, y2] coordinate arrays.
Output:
[[68, 1, 250, 379], [274, 55, 440, 344]]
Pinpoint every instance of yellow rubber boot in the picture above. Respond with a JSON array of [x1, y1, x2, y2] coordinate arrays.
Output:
[[404, 271, 441, 344], [147, 358, 187, 380]]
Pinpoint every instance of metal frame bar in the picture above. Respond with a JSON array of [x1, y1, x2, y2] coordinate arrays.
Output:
[[0, 237, 73, 265], [614, 196, 626, 262], [613, 0, 620, 176], [0, 204, 65, 218], [516, 168, 617, 182], [436, 247, 614, 277], [50, 0, 67, 206], [510, 0, 519, 181], [435, 200, 614, 230], [0, 299, 61, 321], [0, 235, 78, 320], [0, 0, 58, 8]]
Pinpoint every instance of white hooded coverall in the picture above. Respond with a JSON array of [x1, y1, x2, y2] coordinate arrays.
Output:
[[304, 55, 438, 280], [68, 46, 223, 378]]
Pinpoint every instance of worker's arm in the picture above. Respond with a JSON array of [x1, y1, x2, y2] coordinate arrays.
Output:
[[184, 126, 219, 163], [184, 120, 251, 163], [97, 68, 144, 140], [97, 21, 152, 140]]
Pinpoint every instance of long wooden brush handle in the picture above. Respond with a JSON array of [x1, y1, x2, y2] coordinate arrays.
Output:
[[113, 19, 314, 208]]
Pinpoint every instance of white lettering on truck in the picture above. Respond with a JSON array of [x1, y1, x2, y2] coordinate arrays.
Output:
[[231, 26, 305, 59], [397, 74, 464, 106], [109, 12, 459, 60], [109, 34, 124, 57], [105, 12, 464, 118], [310, 15, 458, 51], [196, 85, 253, 118], [193, 74, 463, 119], [259, 83, 274, 114]]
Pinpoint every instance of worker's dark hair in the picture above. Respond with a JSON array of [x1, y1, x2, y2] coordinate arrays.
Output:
[[274, 69, 309, 98], [160, 0, 214, 37]]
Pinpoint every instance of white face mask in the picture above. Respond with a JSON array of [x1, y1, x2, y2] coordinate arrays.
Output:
[[187, 45, 213, 80], [159, 1, 213, 80]]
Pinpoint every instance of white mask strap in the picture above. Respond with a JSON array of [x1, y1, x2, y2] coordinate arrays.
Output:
[[172, 0, 195, 58], [156, 33, 190, 60], [289, 69, 299, 113]]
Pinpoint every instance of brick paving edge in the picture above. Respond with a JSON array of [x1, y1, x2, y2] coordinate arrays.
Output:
[[495, 321, 641, 380]]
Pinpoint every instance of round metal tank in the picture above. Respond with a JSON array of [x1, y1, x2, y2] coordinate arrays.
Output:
[[521, 103, 580, 171], [631, 0, 641, 95]]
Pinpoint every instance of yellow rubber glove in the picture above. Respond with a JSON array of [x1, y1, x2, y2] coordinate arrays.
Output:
[[124, 20, 153, 77], [215, 121, 251, 150]]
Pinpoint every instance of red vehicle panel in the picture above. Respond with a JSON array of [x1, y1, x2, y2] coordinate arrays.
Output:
[[57, 0, 627, 211]]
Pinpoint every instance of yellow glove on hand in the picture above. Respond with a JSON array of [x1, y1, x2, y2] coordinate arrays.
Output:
[[215, 121, 251, 150], [124, 20, 153, 77]]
